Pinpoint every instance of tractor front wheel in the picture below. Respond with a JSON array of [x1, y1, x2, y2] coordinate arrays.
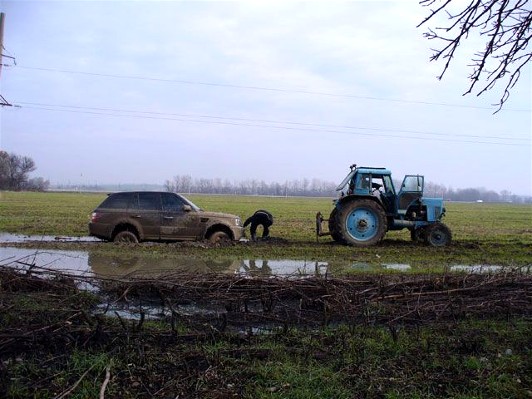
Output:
[[410, 227, 426, 243], [337, 199, 386, 246], [424, 222, 452, 247]]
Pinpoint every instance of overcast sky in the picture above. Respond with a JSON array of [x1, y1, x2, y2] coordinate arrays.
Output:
[[0, 1, 530, 195]]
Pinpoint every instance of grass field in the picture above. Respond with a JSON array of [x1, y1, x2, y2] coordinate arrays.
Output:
[[1, 191, 531, 398], [0, 191, 531, 268]]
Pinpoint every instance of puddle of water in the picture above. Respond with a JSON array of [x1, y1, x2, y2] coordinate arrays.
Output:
[[0, 233, 101, 243], [449, 265, 530, 274], [0, 247, 92, 276], [0, 247, 331, 278], [235, 259, 329, 277], [2, 246, 529, 281], [349, 262, 374, 271], [3, 246, 529, 324], [382, 263, 412, 271], [450, 265, 502, 273], [350, 262, 412, 271]]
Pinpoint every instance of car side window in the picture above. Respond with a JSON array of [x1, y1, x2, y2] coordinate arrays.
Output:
[[162, 193, 185, 212], [100, 192, 134, 209], [138, 192, 161, 211]]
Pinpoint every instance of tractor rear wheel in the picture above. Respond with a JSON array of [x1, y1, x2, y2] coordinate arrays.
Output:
[[337, 199, 386, 246], [328, 208, 343, 243], [424, 222, 452, 247]]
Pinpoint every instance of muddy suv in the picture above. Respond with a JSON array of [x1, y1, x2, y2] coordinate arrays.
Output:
[[89, 191, 244, 243]]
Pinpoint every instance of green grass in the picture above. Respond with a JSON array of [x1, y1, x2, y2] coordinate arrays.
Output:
[[0, 191, 531, 267], [0, 191, 103, 236], [6, 351, 112, 399], [3, 305, 529, 399], [0, 191, 530, 398]]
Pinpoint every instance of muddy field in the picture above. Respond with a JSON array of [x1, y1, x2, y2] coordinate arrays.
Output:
[[1, 265, 530, 398], [1, 192, 531, 397]]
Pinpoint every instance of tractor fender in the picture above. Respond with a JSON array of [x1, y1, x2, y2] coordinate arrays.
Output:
[[336, 194, 384, 211]]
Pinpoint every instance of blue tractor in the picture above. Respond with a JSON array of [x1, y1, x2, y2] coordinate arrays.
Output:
[[316, 164, 452, 247]]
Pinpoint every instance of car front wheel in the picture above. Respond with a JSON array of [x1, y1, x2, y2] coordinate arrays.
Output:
[[209, 231, 230, 243]]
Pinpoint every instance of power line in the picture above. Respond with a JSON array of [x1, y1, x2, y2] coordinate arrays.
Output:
[[14, 65, 531, 112], [16, 103, 526, 146], [16, 101, 530, 142]]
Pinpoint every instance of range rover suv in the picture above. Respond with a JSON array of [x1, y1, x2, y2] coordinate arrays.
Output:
[[89, 191, 244, 243]]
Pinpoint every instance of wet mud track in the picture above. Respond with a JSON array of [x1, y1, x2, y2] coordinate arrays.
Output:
[[1, 265, 531, 398]]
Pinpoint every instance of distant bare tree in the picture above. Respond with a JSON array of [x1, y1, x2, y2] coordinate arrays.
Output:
[[25, 177, 50, 191], [0, 151, 38, 190], [0, 151, 10, 188], [418, 0, 532, 110]]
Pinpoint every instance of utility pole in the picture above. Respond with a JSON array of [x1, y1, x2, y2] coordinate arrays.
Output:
[[0, 12, 4, 78], [0, 12, 12, 107]]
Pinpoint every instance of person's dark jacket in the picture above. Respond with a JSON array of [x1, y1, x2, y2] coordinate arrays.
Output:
[[243, 210, 273, 228]]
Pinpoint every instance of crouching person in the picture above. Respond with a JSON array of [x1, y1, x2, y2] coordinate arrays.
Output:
[[243, 210, 273, 241]]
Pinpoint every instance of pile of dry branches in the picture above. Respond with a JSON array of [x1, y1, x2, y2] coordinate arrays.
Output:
[[1, 265, 530, 399], [1, 265, 530, 353], [104, 270, 531, 330]]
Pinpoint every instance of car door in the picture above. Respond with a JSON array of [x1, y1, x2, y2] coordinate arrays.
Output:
[[131, 192, 162, 240], [160, 193, 203, 240]]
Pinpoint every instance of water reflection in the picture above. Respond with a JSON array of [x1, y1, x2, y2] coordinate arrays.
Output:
[[235, 259, 328, 277], [0, 233, 100, 243], [0, 247, 331, 278], [90, 255, 330, 278], [89, 253, 240, 278], [1, 246, 529, 278], [0, 247, 91, 276]]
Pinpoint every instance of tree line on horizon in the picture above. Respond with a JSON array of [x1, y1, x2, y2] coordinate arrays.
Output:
[[164, 175, 531, 204], [1, 151, 529, 203]]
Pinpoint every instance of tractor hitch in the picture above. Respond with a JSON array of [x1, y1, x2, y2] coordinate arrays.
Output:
[[315, 212, 331, 242]]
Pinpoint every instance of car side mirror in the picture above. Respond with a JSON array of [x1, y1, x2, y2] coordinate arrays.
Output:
[[183, 204, 192, 212]]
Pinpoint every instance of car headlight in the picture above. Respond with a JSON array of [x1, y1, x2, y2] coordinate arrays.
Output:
[[235, 218, 242, 226]]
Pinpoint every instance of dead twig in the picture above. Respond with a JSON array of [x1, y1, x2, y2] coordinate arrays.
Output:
[[53, 363, 97, 399], [99, 363, 111, 399]]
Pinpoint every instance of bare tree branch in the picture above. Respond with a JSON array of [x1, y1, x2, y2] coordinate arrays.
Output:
[[419, 0, 532, 111]]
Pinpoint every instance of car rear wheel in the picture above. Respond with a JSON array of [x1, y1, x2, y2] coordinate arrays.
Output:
[[114, 230, 139, 243]]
